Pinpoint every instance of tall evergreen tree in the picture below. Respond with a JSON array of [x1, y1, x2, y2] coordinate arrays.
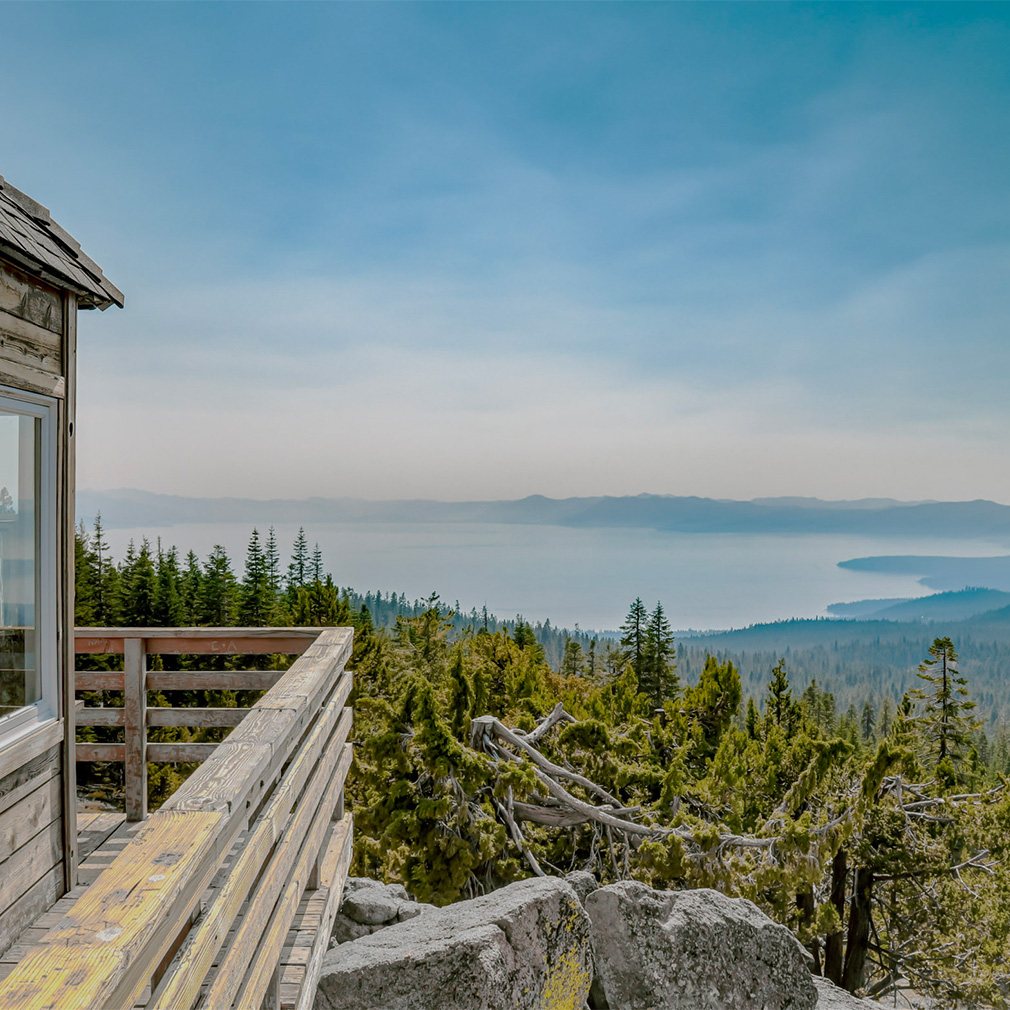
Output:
[[120, 539, 157, 626], [240, 528, 274, 626], [766, 659, 797, 732], [264, 526, 281, 598], [912, 636, 980, 772], [286, 527, 310, 600], [74, 523, 97, 625], [91, 513, 120, 625], [179, 550, 203, 625], [642, 601, 677, 704], [619, 598, 649, 683], [153, 546, 184, 627], [200, 545, 239, 625]]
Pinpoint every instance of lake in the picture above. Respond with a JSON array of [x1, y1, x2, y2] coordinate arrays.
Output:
[[96, 521, 1010, 633]]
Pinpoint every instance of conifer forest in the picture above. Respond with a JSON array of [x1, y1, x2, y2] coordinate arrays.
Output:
[[75, 519, 1010, 1005]]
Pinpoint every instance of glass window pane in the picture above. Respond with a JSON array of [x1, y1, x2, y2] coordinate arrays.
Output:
[[0, 411, 39, 718]]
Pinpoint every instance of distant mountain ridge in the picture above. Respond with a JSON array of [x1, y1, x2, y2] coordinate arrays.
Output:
[[77, 488, 1010, 539], [827, 587, 1010, 622]]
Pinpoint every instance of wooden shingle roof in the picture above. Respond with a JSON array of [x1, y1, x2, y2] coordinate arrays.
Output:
[[0, 175, 123, 310]]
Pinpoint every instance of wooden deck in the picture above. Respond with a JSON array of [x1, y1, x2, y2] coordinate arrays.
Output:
[[1, 809, 344, 1009], [0, 627, 353, 1010]]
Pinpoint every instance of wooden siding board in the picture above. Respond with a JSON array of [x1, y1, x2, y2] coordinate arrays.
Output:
[[0, 820, 63, 921], [0, 723, 64, 784], [0, 357, 64, 397], [0, 864, 62, 961], [0, 775, 62, 864], [0, 309, 61, 373], [0, 263, 62, 334], [0, 746, 59, 819]]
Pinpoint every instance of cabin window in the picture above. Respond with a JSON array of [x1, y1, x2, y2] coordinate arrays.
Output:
[[0, 389, 56, 742]]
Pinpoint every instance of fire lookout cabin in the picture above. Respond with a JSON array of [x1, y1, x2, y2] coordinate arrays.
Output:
[[0, 180, 354, 1010]]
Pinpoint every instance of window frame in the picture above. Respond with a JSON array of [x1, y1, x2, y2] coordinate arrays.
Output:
[[0, 385, 58, 748]]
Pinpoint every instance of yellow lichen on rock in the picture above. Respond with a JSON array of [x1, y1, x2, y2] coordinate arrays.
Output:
[[538, 942, 593, 1010]]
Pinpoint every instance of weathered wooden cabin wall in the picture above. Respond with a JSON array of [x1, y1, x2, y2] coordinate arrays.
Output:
[[0, 258, 77, 956]]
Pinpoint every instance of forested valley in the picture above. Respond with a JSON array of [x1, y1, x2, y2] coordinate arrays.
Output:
[[74, 519, 1010, 1005]]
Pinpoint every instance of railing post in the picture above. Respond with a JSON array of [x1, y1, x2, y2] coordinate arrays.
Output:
[[124, 637, 148, 821]]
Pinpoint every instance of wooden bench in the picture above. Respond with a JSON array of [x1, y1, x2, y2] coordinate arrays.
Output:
[[0, 627, 354, 1010]]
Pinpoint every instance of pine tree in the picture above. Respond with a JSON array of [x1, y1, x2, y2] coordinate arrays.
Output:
[[619, 598, 648, 682], [153, 546, 184, 627], [286, 527, 310, 601], [120, 539, 157, 625], [911, 636, 980, 772], [240, 528, 274, 626], [766, 659, 797, 732], [642, 602, 677, 704], [179, 551, 203, 624], [91, 513, 120, 625], [264, 526, 281, 598], [561, 638, 584, 677], [860, 700, 876, 741], [200, 545, 239, 625], [74, 523, 97, 625]]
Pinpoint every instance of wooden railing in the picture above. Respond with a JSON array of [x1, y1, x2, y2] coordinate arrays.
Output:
[[75, 627, 328, 821], [0, 626, 354, 1010]]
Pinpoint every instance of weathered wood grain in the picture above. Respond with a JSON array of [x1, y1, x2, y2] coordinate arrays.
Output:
[[0, 811, 224, 1010], [0, 308, 62, 371], [0, 863, 62, 961], [74, 627, 321, 656], [74, 670, 125, 690], [62, 292, 78, 887], [75, 743, 126, 762], [77, 813, 126, 860], [150, 704, 351, 1010], [0, 722, 63, 784], [146, 670, 282, 691], [0, 356, 64, 397], [159, 741, 274, 822], [146, 743, 218, 763], [0, 747, 59, 819], [230, 747, 352, 1010], [203, 713, 352, 1009], [295, 814, 353, 1010], [145, 707, 250, 728], [0, 775, 62, 864], [0, 820, 62, 918], [123, 638, 147, 821], [0, 263, 62, 334], [75, 707, 125, 727]]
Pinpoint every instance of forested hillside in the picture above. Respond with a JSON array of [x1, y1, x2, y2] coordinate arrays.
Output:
[[74, 519, 1010, 1003]]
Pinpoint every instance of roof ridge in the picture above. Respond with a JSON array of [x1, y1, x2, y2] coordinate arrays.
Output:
[[0, 174, 123, 309], [0, 177, 51, 226]]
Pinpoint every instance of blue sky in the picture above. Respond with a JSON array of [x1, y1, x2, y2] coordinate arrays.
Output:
[[3, 3, 1009, 501]]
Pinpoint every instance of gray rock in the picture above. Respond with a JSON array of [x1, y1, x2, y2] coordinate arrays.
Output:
[[813, 977, 880, 1008], [586, 882, 817, 1010], [314, 876, 593, 1010], [395, 901, 435, 922], [342, 885, 408, 926], [565, 870, 599, 904], [329, 915, 373, 945]]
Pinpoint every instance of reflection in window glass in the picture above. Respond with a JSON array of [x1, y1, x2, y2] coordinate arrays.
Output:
[[0, 411, 39, 719]]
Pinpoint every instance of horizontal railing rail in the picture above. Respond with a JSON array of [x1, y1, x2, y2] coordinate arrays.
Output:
[[74, 627, 326, 821], [0, 626, 354, 1010]]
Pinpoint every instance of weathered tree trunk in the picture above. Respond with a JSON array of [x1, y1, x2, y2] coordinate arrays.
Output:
[[796, 887, 820, 974], [823, 848, 847, 984], [841, 865, 873, 993]]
